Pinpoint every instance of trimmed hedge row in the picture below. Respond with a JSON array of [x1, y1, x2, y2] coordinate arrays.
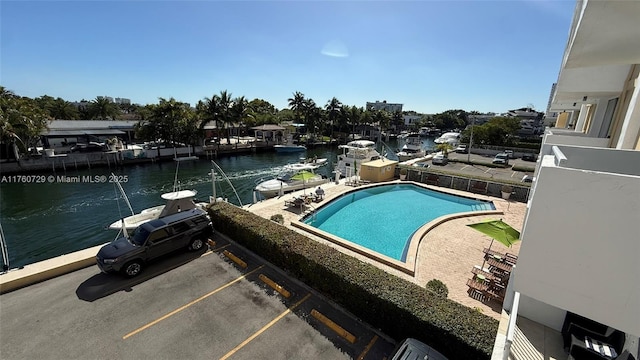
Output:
[[208, 202, 498, 359]]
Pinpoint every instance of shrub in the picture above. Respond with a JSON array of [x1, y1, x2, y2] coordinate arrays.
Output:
[[208, 202, 498, 359], [270, 214, 284, 224], [426, 279, 449, 298]]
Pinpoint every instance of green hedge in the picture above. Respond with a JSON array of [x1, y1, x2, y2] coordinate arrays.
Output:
[[208, 203, 498, 359]]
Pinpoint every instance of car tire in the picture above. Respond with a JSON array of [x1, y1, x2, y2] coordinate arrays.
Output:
[[122, 260, 143, 277], [189, 238, 205, 251]]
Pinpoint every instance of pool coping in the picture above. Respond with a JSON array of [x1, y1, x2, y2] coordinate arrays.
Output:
[[291, 181, 503, 276]]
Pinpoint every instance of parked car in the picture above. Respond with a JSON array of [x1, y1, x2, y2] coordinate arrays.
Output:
[[504, 150, 514, 158], [492, 153, 510, 167], [413, 162, 429, 168], [522, 153, 537, 162], [96, 208, 213, 277], [454, 144, 467, 153], [390, 338, 448, 360], [431, 154, 448, 165], [70, 142, 105, 153], [522, 175, 535, 183]]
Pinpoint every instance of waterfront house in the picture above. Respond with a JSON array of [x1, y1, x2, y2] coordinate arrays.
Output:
[[494, 1, 640, 358]]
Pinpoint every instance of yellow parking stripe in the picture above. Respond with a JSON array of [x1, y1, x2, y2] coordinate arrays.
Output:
[[357, 335, 379, 360], [219, 293, 311, 360], [122, 265, 264, 340]]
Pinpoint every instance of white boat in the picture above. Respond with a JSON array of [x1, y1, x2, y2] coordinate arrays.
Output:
[[434, 132, 461, 146], [274, 144, 307, 153], [255, 164, 328, 198], [335, 140, 384, 177], [108, 190, 206, 231], [396, 134, 426, 162], [299, 156, 327, 167]]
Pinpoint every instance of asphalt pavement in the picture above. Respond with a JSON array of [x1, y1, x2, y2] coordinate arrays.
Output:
[[0, 232, 396, 360]]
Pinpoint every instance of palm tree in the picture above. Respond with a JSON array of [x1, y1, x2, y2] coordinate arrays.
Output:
[[288, 91, 305, 124], [230, 96, 249, 143], [325, 97, 342, 139], [89, 96, 119, 120], [436, 143, 454, 157], [49, 98, 79, 119]]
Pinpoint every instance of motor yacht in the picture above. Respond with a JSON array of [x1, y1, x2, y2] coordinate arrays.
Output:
[[396, 134, 426, 162], [254, 163, 328, 198], [335, 140, 384, 177], [434, 132, 461, 146], [274, 144, 307, 153]]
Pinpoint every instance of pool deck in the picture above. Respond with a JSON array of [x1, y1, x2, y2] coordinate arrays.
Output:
[[243, 178, 525, 320]]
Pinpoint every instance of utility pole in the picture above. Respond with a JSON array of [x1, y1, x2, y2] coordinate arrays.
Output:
[[467, 116, 475, 163]]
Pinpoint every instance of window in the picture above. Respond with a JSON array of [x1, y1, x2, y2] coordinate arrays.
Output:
[[147, 229, 169, 244], [169, 222, 191, 234]]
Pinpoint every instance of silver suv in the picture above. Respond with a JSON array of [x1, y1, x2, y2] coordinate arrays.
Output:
[[492, 153, 510, 167], [96, 208, 213, 277]]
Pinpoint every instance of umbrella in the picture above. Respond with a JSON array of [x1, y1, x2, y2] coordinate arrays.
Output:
[[467, 219, 520, 270], [291, 170, 316, 195]]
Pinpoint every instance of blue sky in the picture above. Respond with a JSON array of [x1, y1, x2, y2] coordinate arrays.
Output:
[[1, 0, 575, 114]]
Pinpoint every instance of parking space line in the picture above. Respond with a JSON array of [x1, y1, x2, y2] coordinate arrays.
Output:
[[122, 265, 264, 340], [259, 274, 291, 298], [461, 165, 471, 171], [219, 293, 312, 360], [357, 335, 379, 360], [310, 309, 357, 344]]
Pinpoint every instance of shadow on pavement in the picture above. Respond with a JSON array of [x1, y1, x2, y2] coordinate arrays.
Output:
[[75, 247, 207, 302]]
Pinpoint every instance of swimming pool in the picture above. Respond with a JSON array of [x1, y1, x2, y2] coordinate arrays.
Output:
[[302, 183, 495, 262]]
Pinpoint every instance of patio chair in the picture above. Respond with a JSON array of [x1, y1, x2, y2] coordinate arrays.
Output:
[[567, 325, 626, 358], [568, 347, 635, 360], [562, 312, 610, 349]]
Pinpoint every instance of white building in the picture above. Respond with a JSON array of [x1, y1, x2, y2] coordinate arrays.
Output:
[[495, 1, 640, 359], [366, 101, 403, 113]]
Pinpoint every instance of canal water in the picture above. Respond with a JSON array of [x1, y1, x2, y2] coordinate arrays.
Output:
[[1, 138, 434, 269]]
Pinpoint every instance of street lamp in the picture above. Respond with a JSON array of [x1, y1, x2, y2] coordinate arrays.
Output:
[[467, 116, 475, 163]]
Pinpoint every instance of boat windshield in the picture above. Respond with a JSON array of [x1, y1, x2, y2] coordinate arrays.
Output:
[[130, 227, 150, 246]]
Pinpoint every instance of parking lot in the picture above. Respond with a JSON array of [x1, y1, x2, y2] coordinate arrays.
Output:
[[0, 233, 396, 360], [425, 152, 535, 183]]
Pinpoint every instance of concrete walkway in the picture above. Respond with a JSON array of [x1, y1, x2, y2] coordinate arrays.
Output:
[[243, 178, 525, 320]]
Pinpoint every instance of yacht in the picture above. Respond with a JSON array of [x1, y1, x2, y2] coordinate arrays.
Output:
[[255, 163, 328, 198], [274, 144, 307, 153], [396, 134, 426, 162], [108, 190, 207, 231], [434, 132, 461, 146], [335, 140, 384, 177]]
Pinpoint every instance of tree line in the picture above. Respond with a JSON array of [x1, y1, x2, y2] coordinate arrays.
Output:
[[1, 85, 526, 155]]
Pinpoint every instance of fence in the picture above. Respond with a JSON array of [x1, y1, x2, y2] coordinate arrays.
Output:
[[398, 167, 531, 203]]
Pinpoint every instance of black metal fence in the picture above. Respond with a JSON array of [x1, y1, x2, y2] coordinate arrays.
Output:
[[398, 167, 530, 203]]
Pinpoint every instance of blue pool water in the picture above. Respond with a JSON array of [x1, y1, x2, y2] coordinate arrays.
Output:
[[304, 184, 495, 261]]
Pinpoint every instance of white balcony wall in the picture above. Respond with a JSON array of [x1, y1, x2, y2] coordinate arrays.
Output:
[[555, 64, 629, 97], [513, 153, 640, 336]]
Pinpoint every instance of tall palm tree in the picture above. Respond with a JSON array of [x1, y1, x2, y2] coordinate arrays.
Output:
[[90, 96, 119, 120], [288, 91, 305, 124], [230, 96, 249, 142], [198, 94, 221, 142], [49, 98, 79, 119], [325, 97, 342, 139]]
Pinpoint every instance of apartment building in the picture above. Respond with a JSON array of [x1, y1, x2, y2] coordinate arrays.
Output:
[[494, 1, 640, 359]]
